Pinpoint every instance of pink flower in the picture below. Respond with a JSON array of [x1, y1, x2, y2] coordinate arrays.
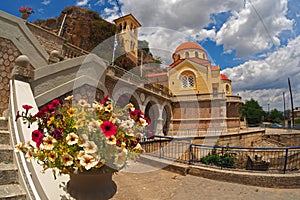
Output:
[[100, 121, 116, 137], [32, 130, 43, 147]]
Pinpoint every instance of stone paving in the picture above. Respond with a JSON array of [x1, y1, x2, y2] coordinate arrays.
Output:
[[111, 162, 300, 200]]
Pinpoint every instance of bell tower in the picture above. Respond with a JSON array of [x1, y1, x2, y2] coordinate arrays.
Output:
[[113, 14, 141, 63]]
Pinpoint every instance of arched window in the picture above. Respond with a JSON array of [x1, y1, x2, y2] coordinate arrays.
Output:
[[185, 51, 190, 58], [195, 51, 199, 58], [226, 84, 231, 94], [181, 74, 195, 88]]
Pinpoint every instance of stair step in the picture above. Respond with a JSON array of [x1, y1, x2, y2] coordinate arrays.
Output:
[[0, 184, 26, 200], [0, 163, 18, 185], [0, 145, 13, 163], [0, 117, 8, 130], [0, 130, 10, 145]]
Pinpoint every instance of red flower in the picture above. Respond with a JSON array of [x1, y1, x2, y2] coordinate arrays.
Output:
[[22, 105, 33, 110], [32, 130, 43, 147], [145, 117, 151, 126], [129, 110, 144, 121], [100, 121, 116, 137], [47, 104, 55, 112], [101, 95, 109, 105], [51, 99, 61, 107]]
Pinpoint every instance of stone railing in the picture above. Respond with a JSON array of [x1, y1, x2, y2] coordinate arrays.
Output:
[[107, 65, 171, 98], [62, 43, 89, 59], [171, 93, 226, 102], [226, 95, 242, 102]]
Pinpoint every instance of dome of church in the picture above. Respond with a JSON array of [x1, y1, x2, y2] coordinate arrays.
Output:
[[175, 42, 205, 53]]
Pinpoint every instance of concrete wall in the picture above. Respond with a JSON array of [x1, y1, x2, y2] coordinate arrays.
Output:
[[140, 155, 300, 188], [264, 133, 300, 146]]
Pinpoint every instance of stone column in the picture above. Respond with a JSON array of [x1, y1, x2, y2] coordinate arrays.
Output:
[[11, 55, 33, 82]]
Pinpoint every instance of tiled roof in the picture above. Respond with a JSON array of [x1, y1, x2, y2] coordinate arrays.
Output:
[[220, 73, 231, 81], [175, 42, 205, 52]]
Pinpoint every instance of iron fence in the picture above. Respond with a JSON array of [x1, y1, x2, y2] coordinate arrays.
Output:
[[140, 135, 300, 173]]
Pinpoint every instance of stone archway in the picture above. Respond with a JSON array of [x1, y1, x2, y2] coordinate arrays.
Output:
[[162, 104, 172, 136], [144, 100, 160, 136], [115, 93, 140, 110]]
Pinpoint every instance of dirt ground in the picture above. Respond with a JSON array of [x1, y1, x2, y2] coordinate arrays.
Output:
[[111, 162, 300, 200]]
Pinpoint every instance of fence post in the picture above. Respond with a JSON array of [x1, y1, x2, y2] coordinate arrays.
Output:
[[283, 148, 289, 174], [188, 144, 192, 165], [159, 137, 162, 158]]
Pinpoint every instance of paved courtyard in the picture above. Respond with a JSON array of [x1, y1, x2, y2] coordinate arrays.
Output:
[[111, 162, 300, 200]]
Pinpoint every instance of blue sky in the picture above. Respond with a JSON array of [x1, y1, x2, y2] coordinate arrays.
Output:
[[1, 0, 300, 111]]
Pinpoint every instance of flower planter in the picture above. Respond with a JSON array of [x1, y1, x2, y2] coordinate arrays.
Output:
[[21, 12, 29, 20], [67, 171, 117, 200]]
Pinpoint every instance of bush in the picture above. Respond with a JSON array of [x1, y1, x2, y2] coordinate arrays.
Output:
[[200, 148, 235, 168]]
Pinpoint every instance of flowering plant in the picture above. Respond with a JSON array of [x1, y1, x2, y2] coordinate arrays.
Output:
[[15, 95, 148, 177], [18, 6, 34, 15]]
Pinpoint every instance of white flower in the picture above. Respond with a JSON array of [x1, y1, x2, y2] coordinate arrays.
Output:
[[78, 134, 89, 147], [43, 136, 57, 150], [120, 119, 135, 129], [83, 141, 98, 154], [139, 118, 148, 127], [14, 142, 24, 152], [79, 154, 98, 170], [61, 153, 73, 166], [113, 149, 128, 168], [48, 151, 58, 162], [66, 132, 79, 145], [88, 120, 100, 132], [125, 128, 135, 137], [106, 135, 116, 145], [25, 151, 33, 162]]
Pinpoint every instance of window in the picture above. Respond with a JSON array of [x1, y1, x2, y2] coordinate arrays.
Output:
[[181, 74, 195, 88], [195, 51, 199, 58], [226, 84, 230, 94], [185, 51, 190, 58]]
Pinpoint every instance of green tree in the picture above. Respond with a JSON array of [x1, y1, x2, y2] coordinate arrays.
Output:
[[267, 108, 283, 123], [239, 99, 265, 125]]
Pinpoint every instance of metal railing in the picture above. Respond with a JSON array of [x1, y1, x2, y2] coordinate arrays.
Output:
[[140, 135, 300, 174]]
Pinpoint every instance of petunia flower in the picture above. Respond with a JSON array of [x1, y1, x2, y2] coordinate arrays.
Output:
[[22, 104, 33, 110], [100, 121, 116, 137], [106, 135, 116, 145], [61, 153, 73, 166], [79, 154, 98, 170], [32, 130, 43, 148], [48, 151, 58, 162], [66, 132, 79, 145], [83, 141, 98, 154], [43, 136, 57, 150]]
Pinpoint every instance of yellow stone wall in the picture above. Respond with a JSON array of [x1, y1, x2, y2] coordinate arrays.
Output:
[[168, 61, 213, 95]]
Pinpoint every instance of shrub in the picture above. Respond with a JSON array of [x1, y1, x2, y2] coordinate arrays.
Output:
[[200, 147, 235, 168]]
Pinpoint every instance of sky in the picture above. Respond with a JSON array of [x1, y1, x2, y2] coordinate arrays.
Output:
[[1, 0, 300, 112]]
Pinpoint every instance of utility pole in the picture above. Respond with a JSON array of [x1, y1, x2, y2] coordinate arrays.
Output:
[[288, 78, 294, 128], [283, 92, 286, 128], [58, 14, 67, 37]]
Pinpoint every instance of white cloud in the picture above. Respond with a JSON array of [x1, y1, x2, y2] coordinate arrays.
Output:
[[222, 35, 300, 110], [41, 0, 51, 5], [76, 0, 89, 6], [102, 0, 293, 58], [216, 0, 294, 57]]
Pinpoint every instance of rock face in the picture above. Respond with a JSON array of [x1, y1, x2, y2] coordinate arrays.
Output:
[[34, 6, 116, 52], [32, 6, 162, 73]]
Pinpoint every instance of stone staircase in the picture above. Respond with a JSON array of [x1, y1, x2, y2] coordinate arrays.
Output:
[[0, 117, 26, 199]]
